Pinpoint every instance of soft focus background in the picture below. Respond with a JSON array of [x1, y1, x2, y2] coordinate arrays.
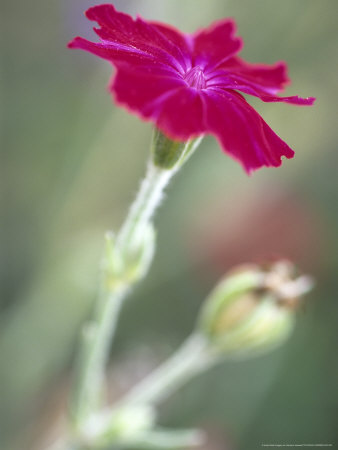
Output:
[[1, 0, 338, 449]]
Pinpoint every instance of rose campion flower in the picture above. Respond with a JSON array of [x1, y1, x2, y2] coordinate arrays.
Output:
[[68, 4, 315, 173]]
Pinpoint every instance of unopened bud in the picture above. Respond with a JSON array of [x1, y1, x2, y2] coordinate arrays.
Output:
[[103, 225, 155, 288], [82, 405, 155, 447], [102, 405, 155, 441], [198, 261, 313, 357]]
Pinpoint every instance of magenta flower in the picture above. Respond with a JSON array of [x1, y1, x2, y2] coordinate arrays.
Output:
[[68, 4, 315, 173]]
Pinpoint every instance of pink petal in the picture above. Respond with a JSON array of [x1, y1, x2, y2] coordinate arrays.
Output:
[[81, 4, 186, 73], [114, 65, 206, 140], [112, 65, 186, 119], [68, 37, 157, 67], [192, 19, 243, 69], [219, 57, 290, 93], [149, 21, 193, 72], [206, 57, 316, 105], [245, 91, 315, 105], [156, 88, 206, 140], [208, 76, 315, 105], [203, 89, 295, 173]]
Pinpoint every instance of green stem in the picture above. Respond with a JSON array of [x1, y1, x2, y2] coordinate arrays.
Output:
[[71, 132, 200, 434], [71, 284, 128, 427], [70, 163, 172, 429], [70, 131, 203, 433], [117, 132, 203, 252], [119, 333, 214, 407], [116, 161, 174, 252]]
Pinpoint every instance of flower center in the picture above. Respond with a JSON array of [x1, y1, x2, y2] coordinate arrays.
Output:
[[184, 66, 206, 90]]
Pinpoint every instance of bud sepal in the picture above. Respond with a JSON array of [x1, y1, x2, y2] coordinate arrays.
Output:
[[152, 128, 203, 170]]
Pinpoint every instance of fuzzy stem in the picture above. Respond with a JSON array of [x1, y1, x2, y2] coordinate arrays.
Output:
[[119, 333, 215, 408], [116, 161, 174, 251], [71, 284, 129, 428], [70, 133, 203, 431], [70, 163, 173, 429]]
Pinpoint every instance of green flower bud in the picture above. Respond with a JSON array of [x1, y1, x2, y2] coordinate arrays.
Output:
[[99, 405, 156, 443], [103, 225, 155, 288], [78, 405, 156, 448], [198, 261, 313, 357]]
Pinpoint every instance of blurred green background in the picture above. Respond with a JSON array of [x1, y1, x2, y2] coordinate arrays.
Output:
[[1, 0, 337, 449]]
